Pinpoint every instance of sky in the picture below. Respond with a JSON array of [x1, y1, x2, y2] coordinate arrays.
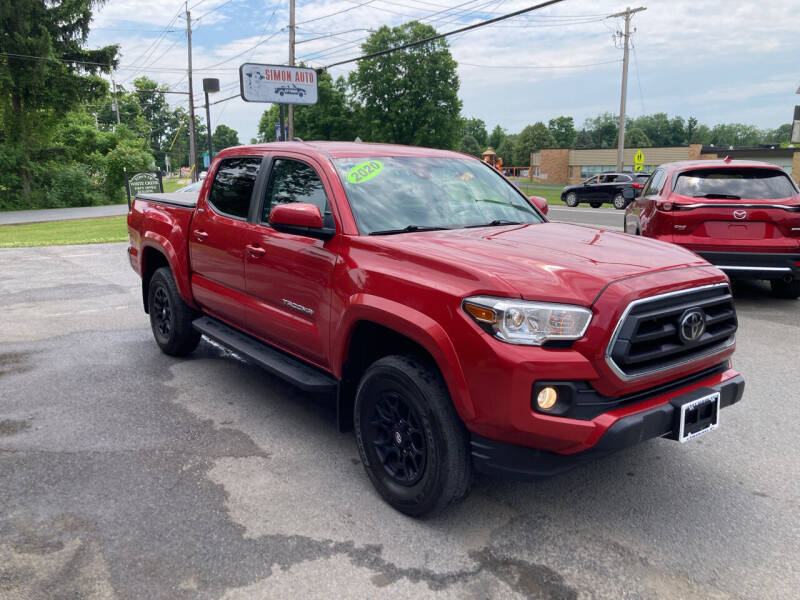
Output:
[[86, 0, 800, 144]]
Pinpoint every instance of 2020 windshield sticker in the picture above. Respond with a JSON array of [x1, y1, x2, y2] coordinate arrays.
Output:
[[347, 160, 383, 184]]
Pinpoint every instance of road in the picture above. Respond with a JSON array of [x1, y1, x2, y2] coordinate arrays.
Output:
[[547, 205, 624, 231], [0, 204, 129, 225], [1, 238, 798, 599]]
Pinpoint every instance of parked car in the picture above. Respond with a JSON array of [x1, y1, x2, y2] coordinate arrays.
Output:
[[625, 159, 800, 298], [128, 142, 744, 516], [562, 171, 649, 209], [175, 180, 203, 193], [274, 84, 305, 98]]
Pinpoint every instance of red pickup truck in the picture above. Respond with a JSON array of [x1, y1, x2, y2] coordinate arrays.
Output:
[[128, 142, 744, 516]]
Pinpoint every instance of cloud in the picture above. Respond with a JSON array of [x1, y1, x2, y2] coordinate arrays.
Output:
[[87, 0, 800, 142]]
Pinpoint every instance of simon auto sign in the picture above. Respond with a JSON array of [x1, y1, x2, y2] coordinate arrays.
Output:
[[239, 63, 318, 105]]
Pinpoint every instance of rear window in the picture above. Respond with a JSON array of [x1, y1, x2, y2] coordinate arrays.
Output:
[[673, 168, 797, 200]]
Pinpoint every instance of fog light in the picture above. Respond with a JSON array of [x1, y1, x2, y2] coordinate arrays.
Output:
[[536, 386, 558, 410]]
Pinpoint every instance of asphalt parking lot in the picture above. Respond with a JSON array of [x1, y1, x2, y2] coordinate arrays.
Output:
[[1, 228, 799, 598]]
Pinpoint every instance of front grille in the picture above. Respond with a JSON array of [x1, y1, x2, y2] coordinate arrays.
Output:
[[606, 284, 737, 380]]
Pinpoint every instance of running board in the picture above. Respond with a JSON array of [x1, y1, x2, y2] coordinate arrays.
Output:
[[192, 316, 338, 394]]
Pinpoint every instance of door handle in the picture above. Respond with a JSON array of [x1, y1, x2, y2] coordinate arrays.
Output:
[[193, 229, 208, 241], [245, 244, 266, 258]]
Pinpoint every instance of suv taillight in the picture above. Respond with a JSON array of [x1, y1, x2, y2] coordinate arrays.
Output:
[[656, 201, 673, 211], [632, 182, 643, 189]]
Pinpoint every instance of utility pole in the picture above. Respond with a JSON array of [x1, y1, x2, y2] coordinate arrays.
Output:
[[288, 0, 295, 140], [609, 6, 646, 172], [111, 79, 121, 125], [186, 3, 199, 182]]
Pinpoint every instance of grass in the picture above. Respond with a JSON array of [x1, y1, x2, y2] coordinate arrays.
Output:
[[508, 178, 566, 206], [0, 216, 128, 248], [162, 178, 190, 192]]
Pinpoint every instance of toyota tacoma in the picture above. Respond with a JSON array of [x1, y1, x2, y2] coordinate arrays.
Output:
[[128, 142, 745, 516]]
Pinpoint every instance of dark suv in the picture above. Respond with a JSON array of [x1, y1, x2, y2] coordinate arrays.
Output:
[[562, 171, 650, 209]]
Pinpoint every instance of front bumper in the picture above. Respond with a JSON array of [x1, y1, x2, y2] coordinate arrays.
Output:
[[471, 373, 745, 480], [695, 251, 800, 280]]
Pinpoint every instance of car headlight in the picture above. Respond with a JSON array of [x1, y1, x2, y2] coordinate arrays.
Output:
[[463, 296, 592, 346]]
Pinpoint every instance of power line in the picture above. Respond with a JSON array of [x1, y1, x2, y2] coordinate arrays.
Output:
[[296, 0, 378, 25], [459, 58, 621, 69], [322, 0, 565, 69]]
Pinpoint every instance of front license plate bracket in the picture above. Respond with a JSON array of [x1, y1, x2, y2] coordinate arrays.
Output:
[[669, 389, 720, 443]]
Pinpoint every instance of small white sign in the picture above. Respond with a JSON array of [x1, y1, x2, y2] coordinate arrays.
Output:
[[239, 63, 318, 105]]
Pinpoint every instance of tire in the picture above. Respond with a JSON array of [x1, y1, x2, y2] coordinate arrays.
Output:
[[590, 202, 603, 208], [613, 193, 628, 210], [565, 192, 578, 207], [354, 355, 472, 517], [148, 267, 201, 356], [770, 279, 800, 299]]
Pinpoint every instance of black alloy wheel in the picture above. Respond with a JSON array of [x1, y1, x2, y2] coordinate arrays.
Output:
[[354, 355, 472, 517], [367, 390, 427, 486], [613, 193, 628, 210], [148, 267, 201, 356], [565, 192, 578, 207], [152, 285, 172, 339]]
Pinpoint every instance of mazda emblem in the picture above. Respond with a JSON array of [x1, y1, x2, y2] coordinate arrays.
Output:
[[733, 210, 747, 220], [679, 309, 706, 343]]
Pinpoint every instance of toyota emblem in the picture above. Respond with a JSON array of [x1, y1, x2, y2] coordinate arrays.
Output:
[[679, 309, 706, 343], [733, 210, 747, 220]]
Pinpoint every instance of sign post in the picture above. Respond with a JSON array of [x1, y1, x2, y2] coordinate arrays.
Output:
[[791, 105, 800, 145], [239, 63, 318, 141]]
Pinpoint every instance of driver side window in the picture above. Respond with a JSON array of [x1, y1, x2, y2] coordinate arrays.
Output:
[[262, 158, 332, 225]]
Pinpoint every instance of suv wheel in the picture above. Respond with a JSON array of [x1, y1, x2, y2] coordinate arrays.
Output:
[[564, 192, 578, 207], [148, 267, 201, 356], [590, 202, 603, 208], [613, 193, 628, 210], [354, 355, 472, 517], [770, 278, 800, 299]]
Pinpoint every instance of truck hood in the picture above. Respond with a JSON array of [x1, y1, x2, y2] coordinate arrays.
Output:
[[372, 222, 711, 306]]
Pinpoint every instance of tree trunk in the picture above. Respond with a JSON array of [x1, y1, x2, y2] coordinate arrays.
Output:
[[10, 90, 32, 199]]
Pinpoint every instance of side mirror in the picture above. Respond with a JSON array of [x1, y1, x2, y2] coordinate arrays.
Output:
[[528, 196, 548, 215], [269, 203, 335, 240], [622, 187, 635, 199]]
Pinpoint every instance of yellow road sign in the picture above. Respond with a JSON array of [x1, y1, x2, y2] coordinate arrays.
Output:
[[634, 149, 645, 172]]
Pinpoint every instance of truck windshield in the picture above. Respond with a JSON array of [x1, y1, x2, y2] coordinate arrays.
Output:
[[673, 168, 798, 200], [333, 156, 544, 234]]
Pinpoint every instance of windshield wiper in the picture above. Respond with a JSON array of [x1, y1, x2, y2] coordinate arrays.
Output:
[[465, 219, 523, 228], [692, 193, 741, 199], [369, 225, 451, 236]]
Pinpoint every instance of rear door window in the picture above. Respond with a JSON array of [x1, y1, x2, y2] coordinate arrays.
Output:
[[673, 168, 798, 199], [207, 157, 262, 219], [643, 169, 665, 196]]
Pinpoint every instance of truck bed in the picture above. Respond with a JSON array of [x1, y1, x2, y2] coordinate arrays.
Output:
[[134, 192, 198, 209]]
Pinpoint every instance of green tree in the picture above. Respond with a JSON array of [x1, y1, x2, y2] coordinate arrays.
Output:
[[709, 123, 763, 147], [460, 117, 488, 147], [584, 113, 618, 148], [212, 124, 240, 150], [572, 129, 593, 149], [0, 0, 118, 205], [496, 138, 515, 165], [625, 127, 652, 147], [488, 124, 505, 149], [458, 135, 481, 157], [686, 116, 699, 143], [513, 122, 555, 166], [547, 116, 576, 148], [765, 123, 792, 144], [349, 22, 461, 148]]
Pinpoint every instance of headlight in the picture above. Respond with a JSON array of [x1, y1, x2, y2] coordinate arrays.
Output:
[[463, 296, 592, 346]]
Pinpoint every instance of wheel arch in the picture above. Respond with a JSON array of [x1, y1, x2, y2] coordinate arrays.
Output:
[[139, 235, 197, 313], [333, 297, 474, 431]]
